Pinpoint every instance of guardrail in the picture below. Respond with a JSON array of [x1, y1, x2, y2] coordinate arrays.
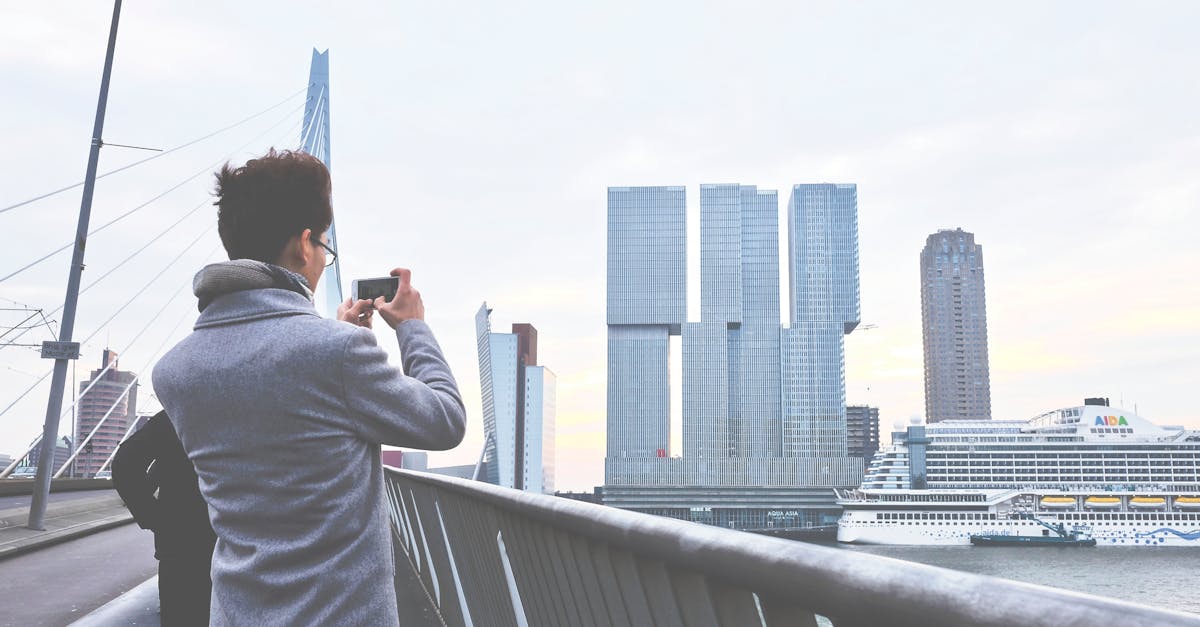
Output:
[[383, 468, 1200, 627]]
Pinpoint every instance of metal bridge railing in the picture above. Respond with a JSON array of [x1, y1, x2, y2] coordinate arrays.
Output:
[[384, 468, 1199, 627]]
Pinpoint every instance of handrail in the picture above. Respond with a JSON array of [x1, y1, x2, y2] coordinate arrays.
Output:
[[383, 467, 1199, 627]]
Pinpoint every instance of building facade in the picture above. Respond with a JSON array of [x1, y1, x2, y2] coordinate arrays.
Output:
[[605, 187, 686, 473], [782, 184, 860, 457], [845, 405, 880, 458], [683, 184, 783, 461], [605, 184, 864, 531], [920, 228, 992, 422], [475, 304, 557, 494], [75, 349, 137, 478]]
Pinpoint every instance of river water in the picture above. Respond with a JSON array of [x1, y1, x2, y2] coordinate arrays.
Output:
[[826, 543, 1200, 616]]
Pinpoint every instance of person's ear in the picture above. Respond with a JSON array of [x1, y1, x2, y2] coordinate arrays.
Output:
[[298, 228, 314, 265]]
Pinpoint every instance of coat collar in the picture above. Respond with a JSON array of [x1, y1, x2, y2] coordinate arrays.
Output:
[[194, 288, 320, 330]]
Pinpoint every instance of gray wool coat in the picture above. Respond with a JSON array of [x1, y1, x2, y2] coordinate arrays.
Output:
[[152, 286, 466, 626]]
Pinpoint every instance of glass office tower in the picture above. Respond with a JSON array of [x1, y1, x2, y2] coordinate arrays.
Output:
[[782, 184, 860, 457], [476, 304, 557, 493], [683, 184, 781, 463], [605, 187, 686, 481]]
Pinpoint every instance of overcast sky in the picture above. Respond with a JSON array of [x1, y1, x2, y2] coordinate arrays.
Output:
[[2, 2, 1199, 489]]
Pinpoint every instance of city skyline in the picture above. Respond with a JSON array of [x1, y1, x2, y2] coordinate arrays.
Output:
[[3, 3, 1199, 493]]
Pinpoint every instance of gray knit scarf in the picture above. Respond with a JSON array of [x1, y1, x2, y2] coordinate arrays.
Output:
[[193, 260, 313, 312]]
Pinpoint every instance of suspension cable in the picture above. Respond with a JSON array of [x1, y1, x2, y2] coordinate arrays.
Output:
[[79, 227, 215, 347], [0, 105, 303, 286], [299, 85, 327, 150], [0, 274, 195, 478], [0, 115, 302, 352], [78, 197, 209, 293], [0, 87, 306, 215], [0, 236, 219, 446]]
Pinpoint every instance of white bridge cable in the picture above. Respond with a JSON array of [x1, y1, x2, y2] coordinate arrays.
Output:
[[0, 87, 307, 216], [0, 224, 216, 353], [0, 234, 219, 432], [77, 198, 210, 295], [0, 114, 302, 354], [0, 106, 305, 286], [299, 84, 327, 150], [77, 227, 216, 348], [0, 274, 195, 478]]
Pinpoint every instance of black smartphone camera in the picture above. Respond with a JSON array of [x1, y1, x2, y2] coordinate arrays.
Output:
[[351, 276, 399, 303]]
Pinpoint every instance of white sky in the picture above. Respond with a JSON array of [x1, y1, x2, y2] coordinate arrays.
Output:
[[2, 2, 1198, 490]]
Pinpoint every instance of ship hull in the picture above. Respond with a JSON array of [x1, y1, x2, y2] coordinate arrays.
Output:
[[838, 516, 1200, 546]]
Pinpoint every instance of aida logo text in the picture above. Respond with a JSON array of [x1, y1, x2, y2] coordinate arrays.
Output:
[[1094, 416, 1128, 426]]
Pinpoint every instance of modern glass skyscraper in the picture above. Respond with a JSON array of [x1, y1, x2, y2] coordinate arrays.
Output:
[[523, 365, 556, 494], [920, 228, 992, 422], [782, 184, 860, 457], [683, 185, 781, 461], [605, 187, 686, 480], [604, 183, 865, 530], [475, 304, 557, 493]]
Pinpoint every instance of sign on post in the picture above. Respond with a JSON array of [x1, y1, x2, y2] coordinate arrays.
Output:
[[40, 341, 81, 360]]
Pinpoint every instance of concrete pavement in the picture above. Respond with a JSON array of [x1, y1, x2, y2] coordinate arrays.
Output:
[[0, 492, 134, 561], [0, 523, 157, 627]]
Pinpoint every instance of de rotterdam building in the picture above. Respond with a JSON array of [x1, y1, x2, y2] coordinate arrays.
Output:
[[604, 183, 864, 531]]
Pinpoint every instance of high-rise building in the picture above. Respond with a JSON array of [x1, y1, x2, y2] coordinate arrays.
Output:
[[782, 184, 860, 457], [845, 405, 880, 458], [604, 184, 864, 531], [75, 349, 137, 478], [683, 184, 781, 461], [605, 186, 686, 477], [920, 228, 992, 422], [475, 304, 556, 493]]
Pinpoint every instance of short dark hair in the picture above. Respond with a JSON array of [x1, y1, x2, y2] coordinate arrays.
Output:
[[214, 148, 333, 263]]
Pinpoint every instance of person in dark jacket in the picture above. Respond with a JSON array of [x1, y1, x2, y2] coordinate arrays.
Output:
[[112, 410, 216, 626]]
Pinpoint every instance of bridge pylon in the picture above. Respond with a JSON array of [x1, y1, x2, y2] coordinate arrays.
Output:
[[300, 48, 343, 318]]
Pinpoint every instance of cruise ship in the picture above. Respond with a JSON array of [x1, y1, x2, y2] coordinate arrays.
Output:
[[837, 399, 1200, 546]]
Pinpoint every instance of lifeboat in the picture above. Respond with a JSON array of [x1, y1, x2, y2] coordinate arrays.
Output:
[[1039, 496, 1076, 509], [1175, 496, 1200, 509], [1130, 496, 1166, 509], [1084, 496, 1121, 508]]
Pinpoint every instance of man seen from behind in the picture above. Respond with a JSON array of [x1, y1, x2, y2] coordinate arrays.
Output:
[[152, 149, 466, 625]]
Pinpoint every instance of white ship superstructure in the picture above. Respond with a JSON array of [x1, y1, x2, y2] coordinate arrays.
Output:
[[837, 401, 1200, 546]]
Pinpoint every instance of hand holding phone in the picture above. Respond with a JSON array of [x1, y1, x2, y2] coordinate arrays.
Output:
[[372, 268, 423, 328], [351, 277, 400, 303], [337, 297, 375, 328]]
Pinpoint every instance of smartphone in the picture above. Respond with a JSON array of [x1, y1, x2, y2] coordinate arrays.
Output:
[[351, 276, 399, 303]]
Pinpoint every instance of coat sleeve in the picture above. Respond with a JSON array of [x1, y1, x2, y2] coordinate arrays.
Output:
[[340, 320, 467, 450], [111, 417, 165, 531]]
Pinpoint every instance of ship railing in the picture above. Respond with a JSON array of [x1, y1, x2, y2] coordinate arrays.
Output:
[[383, 467, 1199, 627]]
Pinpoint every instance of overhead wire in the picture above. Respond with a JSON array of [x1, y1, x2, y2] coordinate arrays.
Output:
[[0, 87, 306, 215], [0, 94, 309, 467], [0, 233, 218, 424], [0, 103, 304, 286], [0, 277, 194, 478]]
